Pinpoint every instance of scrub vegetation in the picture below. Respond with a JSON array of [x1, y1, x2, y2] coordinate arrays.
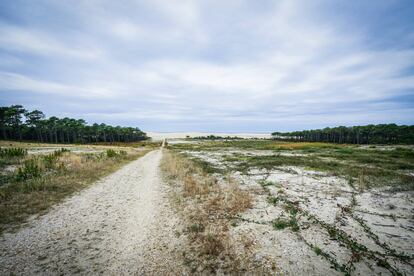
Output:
[[168, 139, 414, 275], [173, 140, 414, 190]]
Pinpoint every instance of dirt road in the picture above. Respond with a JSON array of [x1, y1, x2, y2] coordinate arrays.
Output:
[[0, 149, 184, 275]]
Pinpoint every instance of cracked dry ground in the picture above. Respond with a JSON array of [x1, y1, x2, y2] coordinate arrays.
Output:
[[0, 149, 187, 275]]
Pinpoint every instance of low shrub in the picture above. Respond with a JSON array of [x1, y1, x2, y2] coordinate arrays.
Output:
[[16, 159, 42, 180], [106, 149, 128, 158], [42, 154, 59, 169], [106, 149, 117, 158], [0, 147, 27, 158]]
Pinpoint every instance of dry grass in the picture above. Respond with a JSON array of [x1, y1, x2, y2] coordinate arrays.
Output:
[[161, 149, 262, 273], [0, 148, 153, 234]]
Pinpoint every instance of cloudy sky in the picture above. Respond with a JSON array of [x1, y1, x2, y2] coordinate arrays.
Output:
[[1, 0, 414, 132]]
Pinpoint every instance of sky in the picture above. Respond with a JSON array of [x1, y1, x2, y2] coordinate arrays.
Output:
[[0, 0, 414, 133]]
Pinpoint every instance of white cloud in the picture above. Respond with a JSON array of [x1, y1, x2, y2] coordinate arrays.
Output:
[[0, 72, 114, 98], [0, 25, 103, 59], [0, 0, 413, 131], [109, 20, 146, 41]]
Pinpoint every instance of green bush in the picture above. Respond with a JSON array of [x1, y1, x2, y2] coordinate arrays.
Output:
[[106, 149, 117, 158], [16, 159, 42, 180], [42, 149, 69, 170], [42, 154, 58, 169], [0, 147, 27, 158], [106, 149, 128, 158]]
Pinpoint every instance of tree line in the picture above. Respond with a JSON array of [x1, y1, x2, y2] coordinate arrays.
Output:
[[0, 105, 147, 143], [272, 124, 414, 144]]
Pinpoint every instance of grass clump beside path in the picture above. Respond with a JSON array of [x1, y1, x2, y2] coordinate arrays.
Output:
[[161, 150, 267, 274], [0, 144, 154, 234]]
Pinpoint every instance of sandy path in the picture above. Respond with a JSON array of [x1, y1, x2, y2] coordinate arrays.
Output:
[[0, 149, 184, 275]]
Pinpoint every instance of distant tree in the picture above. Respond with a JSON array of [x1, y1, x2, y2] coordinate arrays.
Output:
[[25, 110, 45, 141], [6, 105, 26, 140], [0, 107, 9, 140], [271, 124, 414, 145]]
